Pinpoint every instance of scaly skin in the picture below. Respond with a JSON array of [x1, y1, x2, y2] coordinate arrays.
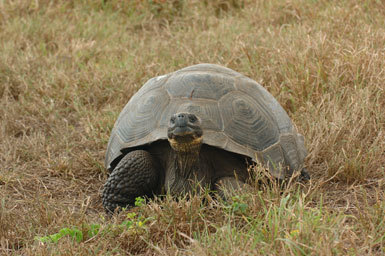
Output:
[[102, 150, 160, 213]]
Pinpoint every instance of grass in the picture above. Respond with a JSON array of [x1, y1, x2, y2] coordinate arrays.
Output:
[[0, 0, 384, 254]]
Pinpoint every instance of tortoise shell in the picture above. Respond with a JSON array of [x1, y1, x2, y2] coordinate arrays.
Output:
[[105, 64, 307, 179]]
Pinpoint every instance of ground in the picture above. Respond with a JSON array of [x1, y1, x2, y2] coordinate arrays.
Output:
[[0, 0, 384, 255]]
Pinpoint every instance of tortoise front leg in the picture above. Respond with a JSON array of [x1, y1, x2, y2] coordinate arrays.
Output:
[[214, 177, 250, 200], [102, 150, 161, 213]]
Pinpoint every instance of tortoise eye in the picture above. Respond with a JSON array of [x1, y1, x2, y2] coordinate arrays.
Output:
[[189, 115, 197, 123], [170, 117, 176, 124]]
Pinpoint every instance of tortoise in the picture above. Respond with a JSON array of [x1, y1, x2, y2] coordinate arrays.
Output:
[[102, 63, 309, 213]]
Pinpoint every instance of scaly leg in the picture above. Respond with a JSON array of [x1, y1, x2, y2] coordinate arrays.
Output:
[[102, 150, 161, 213]]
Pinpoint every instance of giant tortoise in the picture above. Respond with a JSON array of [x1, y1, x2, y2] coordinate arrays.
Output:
[[102, 64, 309, 212]]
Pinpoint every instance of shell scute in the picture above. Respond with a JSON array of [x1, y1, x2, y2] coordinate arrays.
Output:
[[236, 77, 293, 133], [219, 91, 279, 151], [164, 71, 236, 100], [116, 87, 170, 144]]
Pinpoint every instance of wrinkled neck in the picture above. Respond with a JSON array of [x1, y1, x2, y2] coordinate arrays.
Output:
[[168, 138, 202, 178], [174, 150, 200, 178]]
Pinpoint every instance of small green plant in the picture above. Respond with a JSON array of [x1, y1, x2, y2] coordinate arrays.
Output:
[[225, 194, 249, 215], [34, 212, 151, 244], [134, 196, 146, 207], [35, 227, 84, 244]]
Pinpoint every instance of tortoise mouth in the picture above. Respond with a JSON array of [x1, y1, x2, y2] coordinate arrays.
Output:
[[168, 135, 203, 153], [167, 126, 203, 143], [171, 126, 196, 137], [167, 128, 203, 153]]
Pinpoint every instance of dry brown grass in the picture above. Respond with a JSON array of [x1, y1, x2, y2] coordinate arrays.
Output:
[[0, 0, 384, 255]]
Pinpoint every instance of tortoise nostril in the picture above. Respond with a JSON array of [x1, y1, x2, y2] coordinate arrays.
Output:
[[177, 114, 185, 119]]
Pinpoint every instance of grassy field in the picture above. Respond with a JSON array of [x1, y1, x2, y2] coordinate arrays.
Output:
[[0, 0, 384, 255]]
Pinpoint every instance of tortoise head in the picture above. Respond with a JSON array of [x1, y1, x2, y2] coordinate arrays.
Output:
[[167, 112, 203, 153]]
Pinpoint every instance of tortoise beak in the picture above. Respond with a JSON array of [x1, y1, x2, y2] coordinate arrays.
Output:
[[172, 126, 195, 136]]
